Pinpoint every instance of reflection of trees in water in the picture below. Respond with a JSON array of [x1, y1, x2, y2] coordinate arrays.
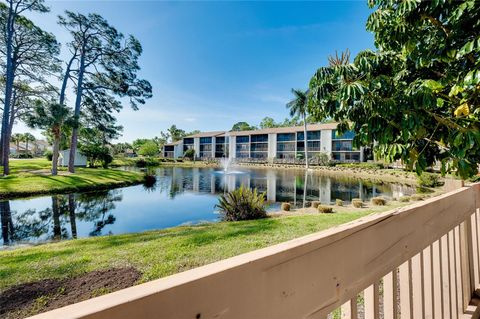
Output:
[[76, 190, 122, 237], [1, 190, 122, 245], [1, 201, 14, 245]]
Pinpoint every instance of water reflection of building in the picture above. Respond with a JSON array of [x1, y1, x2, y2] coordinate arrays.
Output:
[[160, 168, 408, 206]]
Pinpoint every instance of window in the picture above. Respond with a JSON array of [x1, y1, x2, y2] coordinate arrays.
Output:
[[332, 130, 355, 140], [236, 136, 249, 143], [277, 133, 295, 142], [297, 131, 321, 141], [200, 137, 212, 144], [251, 134, 268, 143], [333, 140, 353, 151]]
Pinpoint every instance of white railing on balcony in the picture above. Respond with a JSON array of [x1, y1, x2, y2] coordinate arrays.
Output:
[[30, 184, 480, 319]]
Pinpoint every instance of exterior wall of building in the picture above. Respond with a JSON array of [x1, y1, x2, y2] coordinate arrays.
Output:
[[211, 137, 216, 158], [176, 125, 363, 163], [320, 129, 333, 155], [229, 136, 236, 159], [193, 138, 200, 158], [267, 133, 277, 160], [174, 142, 183, 158]]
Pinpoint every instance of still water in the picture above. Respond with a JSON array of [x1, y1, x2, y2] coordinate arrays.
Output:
[[0, 167, 414, 246]]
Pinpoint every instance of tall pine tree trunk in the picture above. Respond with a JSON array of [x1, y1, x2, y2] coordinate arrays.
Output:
[[1, 3, 15, 176], [51, 128, 61, 176], [68, 53, 85, 173]]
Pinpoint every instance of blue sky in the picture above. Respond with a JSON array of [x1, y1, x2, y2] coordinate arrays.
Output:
[[21, 1, 374, 142]]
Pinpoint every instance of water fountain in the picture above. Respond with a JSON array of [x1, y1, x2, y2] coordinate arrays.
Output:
[[220, 156, 232, 173]]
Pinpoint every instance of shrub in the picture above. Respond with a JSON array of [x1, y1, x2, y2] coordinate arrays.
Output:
[[135, 158, 147, 168], [216, 186, 267, 221], [335, 199, 344, 206], [311, 201, 321, 208], [337, 162, 385, 170], [281, 202, 291, 211], [44, 150, 53, 161], [352, 198, 363, 208], [417, 172, 442, 188], [183, 148, 195, 160], [399, 196, 411, 202], [137, 141, 159, 157], [315, 152, 330, 166], [143, 173, 157, 188], [411, 194, 425, 201], [371, 197, 387, 206], [318, 206, 334, 213]]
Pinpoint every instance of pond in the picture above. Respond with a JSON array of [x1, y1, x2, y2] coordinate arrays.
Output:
[[0, 166, 415, 247]]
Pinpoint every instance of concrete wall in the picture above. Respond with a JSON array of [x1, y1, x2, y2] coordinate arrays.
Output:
[[228, 136, 236, 159], [211, 137, 216, 158], [174, 142, 183, 158], [193, 138, 200, 158], [321, 129, 332, 155], [268, 133, 277, 160]]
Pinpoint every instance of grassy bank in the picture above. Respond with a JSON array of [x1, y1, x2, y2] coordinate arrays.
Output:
[[112, 156, 219, 168], [0, 211, 373, 293], [0, 159, 145, 200]]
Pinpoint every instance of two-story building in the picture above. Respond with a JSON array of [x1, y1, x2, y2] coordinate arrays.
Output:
[[162, 123, 364, 162]]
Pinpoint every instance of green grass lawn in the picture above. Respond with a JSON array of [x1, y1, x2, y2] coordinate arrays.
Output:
[[0, 211, 373, 292], [0, 159, 145, 199]]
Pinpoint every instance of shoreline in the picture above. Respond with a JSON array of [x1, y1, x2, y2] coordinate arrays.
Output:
[[139, 159, 422, 186], [0, 167, 146, 201]]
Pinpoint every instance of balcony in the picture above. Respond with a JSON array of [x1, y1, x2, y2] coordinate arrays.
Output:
[[32, 184, 480, 319]]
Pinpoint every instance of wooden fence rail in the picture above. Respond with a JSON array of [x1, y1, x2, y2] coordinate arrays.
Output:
[[30, 184, 480, 319]]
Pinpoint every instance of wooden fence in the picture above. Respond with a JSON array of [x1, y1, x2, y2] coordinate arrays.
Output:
[[31, 184, 480, 319]]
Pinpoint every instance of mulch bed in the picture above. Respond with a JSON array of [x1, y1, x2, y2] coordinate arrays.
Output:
[[0, 267, 141, 319]]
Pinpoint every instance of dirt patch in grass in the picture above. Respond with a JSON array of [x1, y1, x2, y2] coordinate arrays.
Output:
[[0, 267, 141, 319]]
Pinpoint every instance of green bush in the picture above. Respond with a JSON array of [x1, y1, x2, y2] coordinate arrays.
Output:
[[371, 197, 387, 206], [318, 206, 334, 214], [183, 149, 195, 160], [352, 199, 363, 208], [311, 201, 321, 208], [417, 172, 442, 188], [337, 162, 385, 170], [335, 199, 344, 206], [315, 152, 330, 166], [44, 150, 53, 161], [399, 196, 411, 202], [216, 186, 267, 221], [281, 202, 291, 211]]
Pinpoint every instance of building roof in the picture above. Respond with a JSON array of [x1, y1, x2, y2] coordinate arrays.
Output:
[[175, 123, 339, 141], [184, 131, 226, 138], [226, 123, 338, 136], [164, 140, 183, 146]]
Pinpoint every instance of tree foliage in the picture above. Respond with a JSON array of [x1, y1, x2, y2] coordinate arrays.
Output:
[[308, 0, 480, 178], [25, 102, 73, 175], [0, 0, 59, 175], [58, 11, 152, 173], [137, 140, 158, 157], [231, 121, 257, 132]]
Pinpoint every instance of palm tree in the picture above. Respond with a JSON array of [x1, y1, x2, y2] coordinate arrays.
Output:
[[22, 132, 36, 153], [10, 133, 23, 153], [286, 89, 310, 169], [25, 102, 73, 176]]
